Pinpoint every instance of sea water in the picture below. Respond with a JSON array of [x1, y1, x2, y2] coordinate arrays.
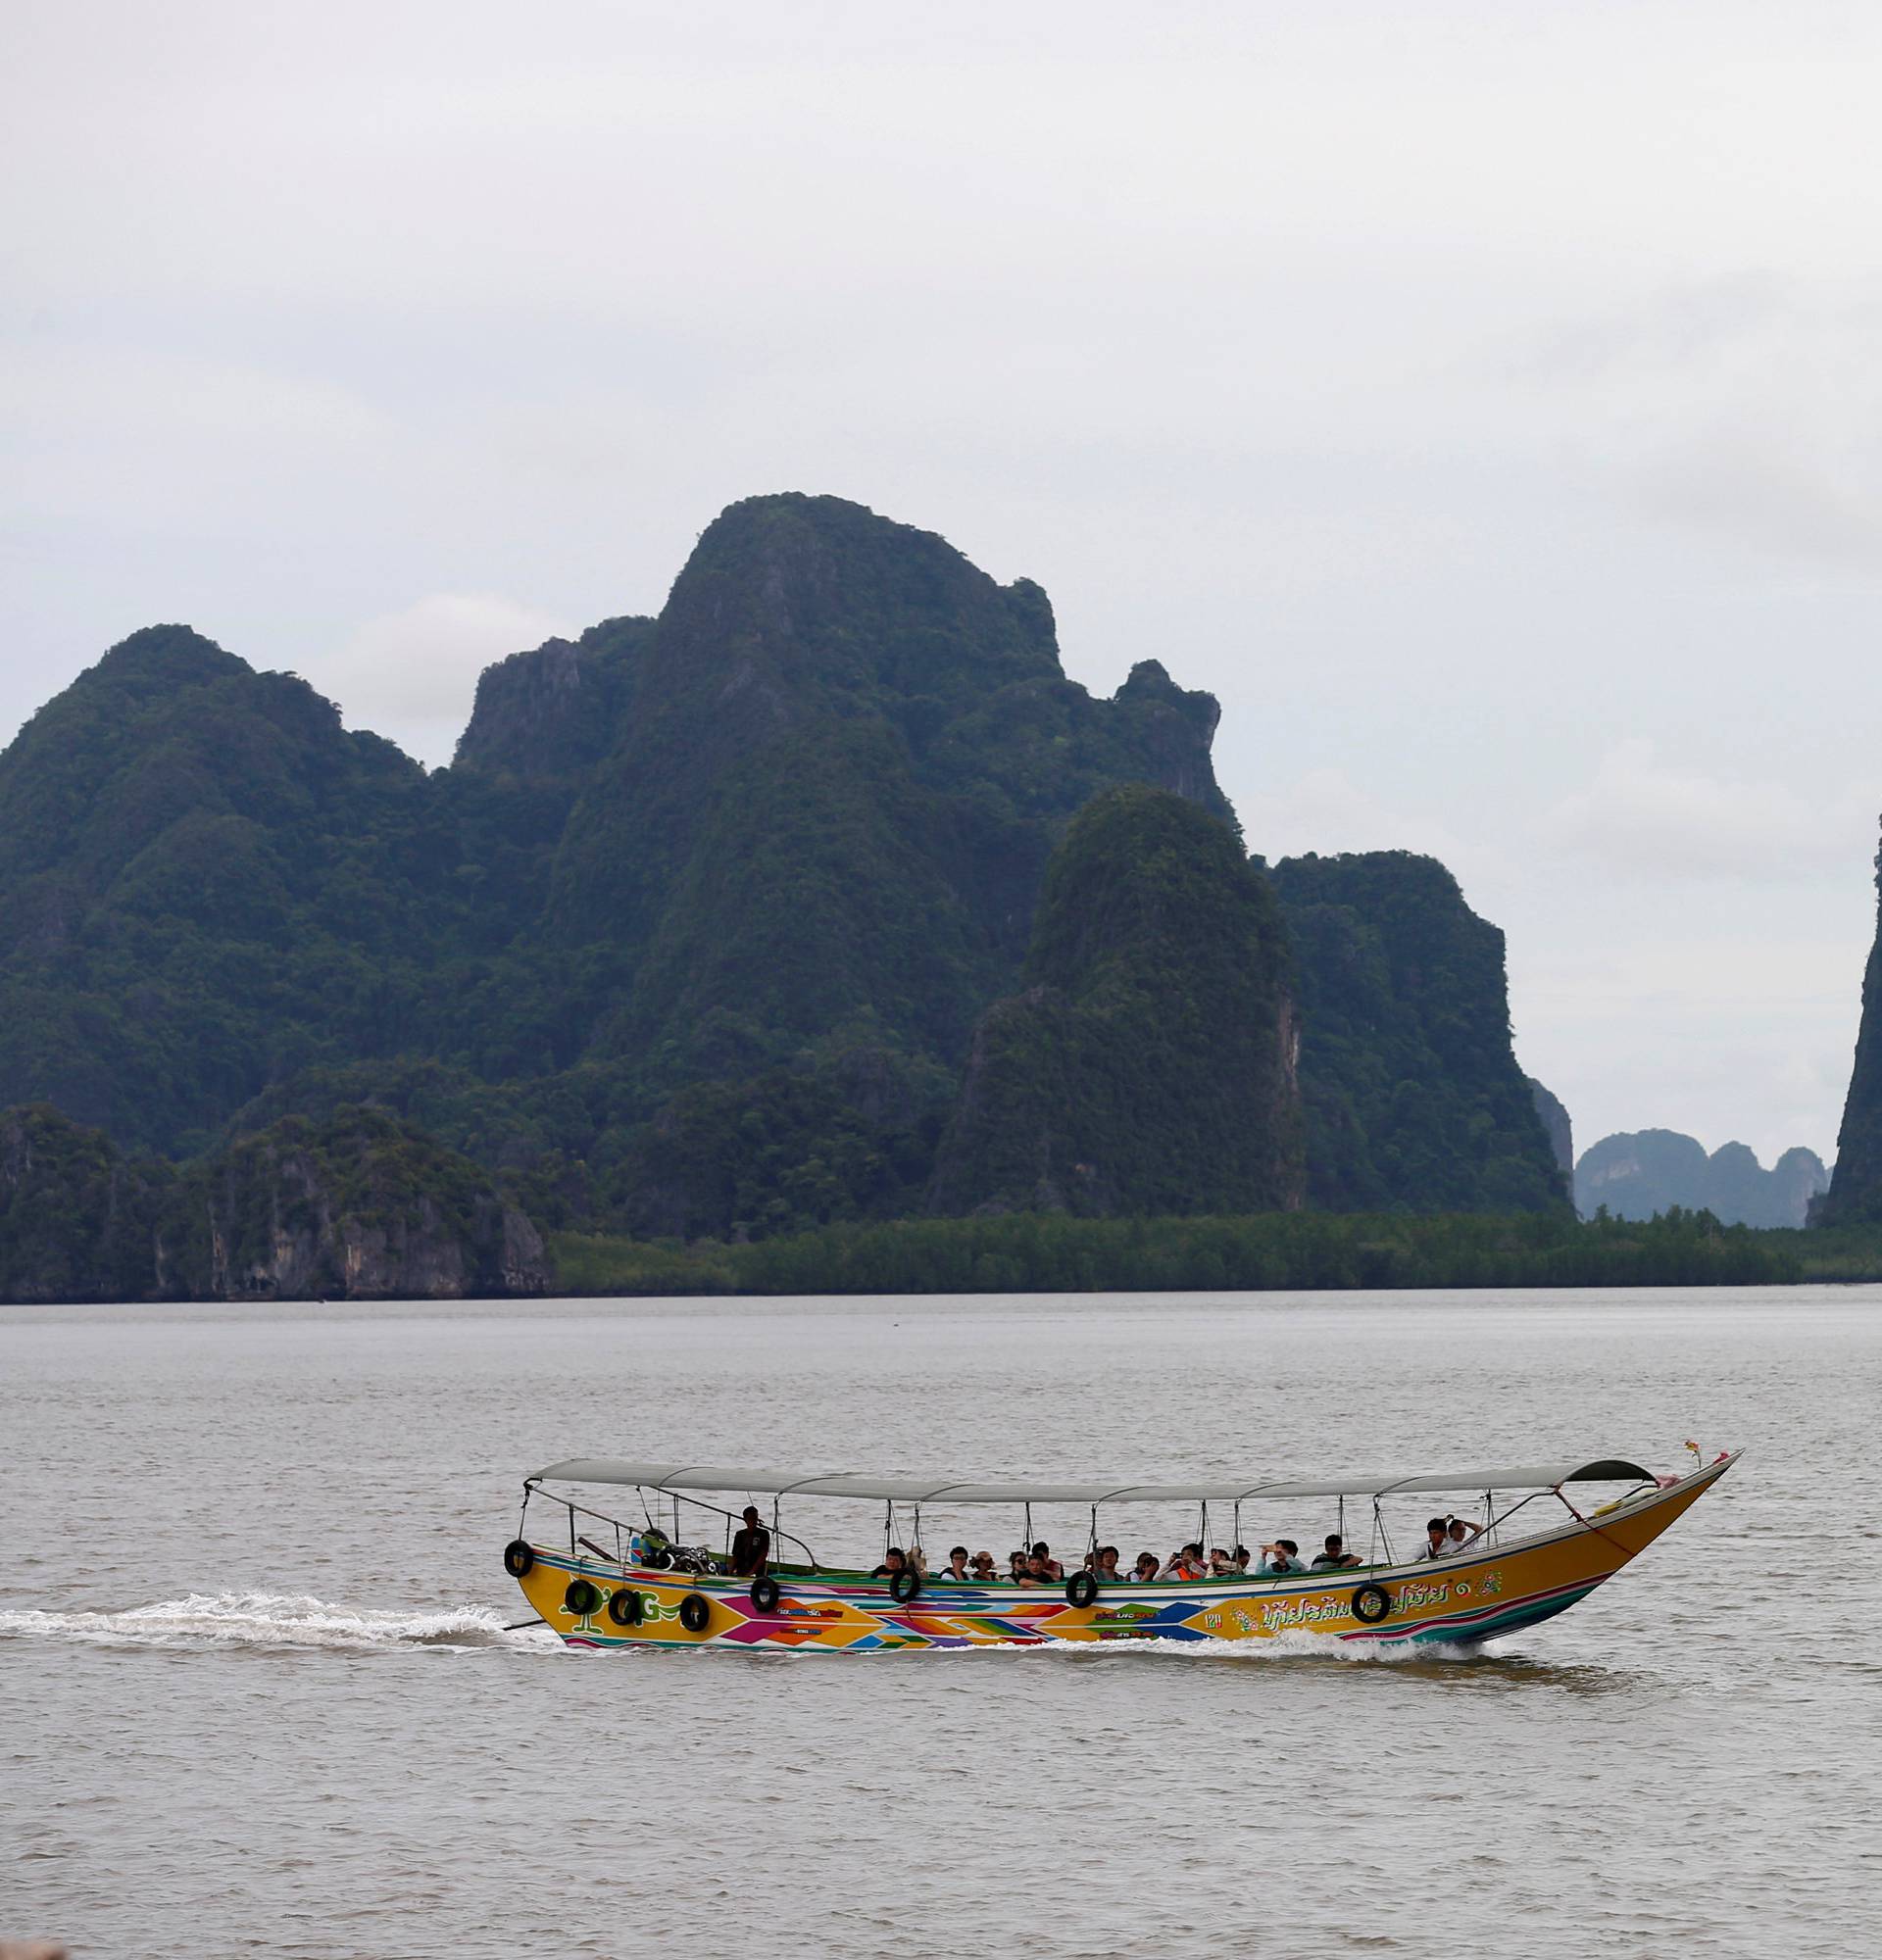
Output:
[[3, 1289, 1879, 1958]]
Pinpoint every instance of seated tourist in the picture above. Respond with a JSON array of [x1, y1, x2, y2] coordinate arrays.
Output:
[[1031, 1541, 1064, 1580], [1017, 1551, 1056, 1587], [1008, 1550, 1030, 1582], [1414, 1517, 1452, 1560], [870, 1546, 910, 1579], [969, 1549, 997, 1582], [942, 1545, 972, 1583], [1259, 1540, 1307, 1574], [1162, 1543, 1207, 1582], [1208, 1547, 1234, 1576], [1095, 1544, 1124, 1583], [1130, 1551, 1161, 1583], [1445, 1516, 1484, 1552], [1312, 1533, 1362, 1570]]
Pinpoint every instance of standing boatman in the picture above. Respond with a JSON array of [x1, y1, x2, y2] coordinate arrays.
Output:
[[730, 1504, 770, 1576]]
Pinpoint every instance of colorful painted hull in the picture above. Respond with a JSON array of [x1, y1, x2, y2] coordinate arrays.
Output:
[[510, 1451, 1737, 1653]]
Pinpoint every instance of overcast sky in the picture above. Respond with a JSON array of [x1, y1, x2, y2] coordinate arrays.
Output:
[[6, 1, 1880, 1166]]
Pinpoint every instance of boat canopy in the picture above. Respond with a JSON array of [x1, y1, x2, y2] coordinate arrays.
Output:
[[529, 1456, 1656, 1505]]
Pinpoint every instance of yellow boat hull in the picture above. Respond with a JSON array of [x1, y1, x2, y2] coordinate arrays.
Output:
[[510, 1452, 1737, 1653]]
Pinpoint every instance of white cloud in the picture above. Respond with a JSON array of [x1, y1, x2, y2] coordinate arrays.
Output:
[[1238, 767, 1461, 864], [1516, 275, 1882, 575], [1542, 739, 1873, 882], [305, 594, 574, 768]]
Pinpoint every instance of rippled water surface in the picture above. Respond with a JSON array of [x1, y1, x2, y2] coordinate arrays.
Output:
[[4, 1288, 1880, 1958]]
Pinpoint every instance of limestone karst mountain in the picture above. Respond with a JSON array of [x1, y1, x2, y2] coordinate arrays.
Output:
[[1575, 1129, 1828, 1227], [1270, 852, 1564, 1214], [928, 786, 1305, 1218], [0, 492, 1565, 1282]]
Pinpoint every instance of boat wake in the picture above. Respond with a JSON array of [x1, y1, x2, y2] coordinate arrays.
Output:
[[1025, 1628, 1491, 1666], [0, 1597, 1494, 1663], [0, 1591, 557, 1653]]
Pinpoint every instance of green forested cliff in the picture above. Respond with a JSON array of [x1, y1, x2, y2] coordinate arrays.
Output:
[[0, 499, 1228, 1170], [1271, 851, 1564, 1212], [1822, 843, 1882, 1224], [928, 787, 1304, 1217], [0, 492, 1566, 1294], [0, 623, 573, 1148]]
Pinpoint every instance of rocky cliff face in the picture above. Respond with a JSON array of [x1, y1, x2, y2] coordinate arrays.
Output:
[[1271, 853, 1563, 1212], [453, 617, 652, 777], [1574, 1129, 1827, 1227], [0, 1103, 548, 1302], [1527, 1078, 1575, 1200], [1821, 841, 1882, 1224], [928, 787, 1304, 1218], [176, 1108, 549, 1299]]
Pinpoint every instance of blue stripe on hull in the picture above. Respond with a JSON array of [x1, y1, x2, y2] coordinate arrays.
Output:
[[1403, 1585, 1596, 1646]]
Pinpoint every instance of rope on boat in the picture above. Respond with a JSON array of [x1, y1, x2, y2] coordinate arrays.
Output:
[[1552, 1484, 1629, 1552]]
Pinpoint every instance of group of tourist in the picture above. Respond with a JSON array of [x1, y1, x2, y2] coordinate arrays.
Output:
[[720, 1503, 1486, 1586], [862, 1514, 1484, 1587]]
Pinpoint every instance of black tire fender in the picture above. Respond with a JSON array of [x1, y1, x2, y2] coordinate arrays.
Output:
[[889, 1568, 921, 1603], [606, 1588, 643, 1628], [678, 1592, 712, 1634], [1351, 1582, 1392, 1625], [1065, 1571, 1099, 1608], [749, 1575, 782, 1613], [503, 1539, 534, 1578], [563, 1577, 602, 1617]]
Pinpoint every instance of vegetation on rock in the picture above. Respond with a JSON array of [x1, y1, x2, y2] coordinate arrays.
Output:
[[1270, 852, 1564, 1213], [0, 1102, 544, 1301], [0, 494, 1589, 1286], [1821, 838, 1882, 1225], [928, 786, 1304, 1216], [0, 1103, 170, 1302]]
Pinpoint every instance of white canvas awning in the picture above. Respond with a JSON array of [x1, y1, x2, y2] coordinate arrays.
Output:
[[528, 1456, 1657, 1505]]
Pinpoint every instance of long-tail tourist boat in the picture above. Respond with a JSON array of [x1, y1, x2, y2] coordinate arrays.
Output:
[[502, 1446, 1739, 1652]]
